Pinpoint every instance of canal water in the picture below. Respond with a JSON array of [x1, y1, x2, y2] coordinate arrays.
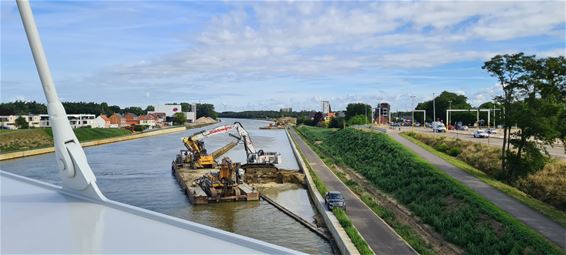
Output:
[[0, 118, 332, 254]]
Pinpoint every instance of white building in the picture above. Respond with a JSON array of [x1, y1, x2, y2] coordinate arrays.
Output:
[[322, 101, 331, 114], [148, 104, 196, 123], [93, 115, 111, 128], [149, 105, 182, 117], [0, 114, 95, 129]]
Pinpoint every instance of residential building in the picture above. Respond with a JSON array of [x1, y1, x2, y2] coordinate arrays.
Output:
[[139, 115, 157, 128], [0, 114, 95, 129], [93, 115, 111, 128], [109, 113, 127, 128], [280, 107, 292, 112], [124, 113, 140, 126]]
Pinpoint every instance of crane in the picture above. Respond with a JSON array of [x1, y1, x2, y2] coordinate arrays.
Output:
[[180, 122, 281, 169]]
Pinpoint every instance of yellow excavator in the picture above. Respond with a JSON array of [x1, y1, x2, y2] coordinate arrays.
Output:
[[181, 125, 233, 168], [181, 122, 282, 169]]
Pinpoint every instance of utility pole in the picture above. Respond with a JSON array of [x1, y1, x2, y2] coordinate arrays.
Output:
[[433, 93, 436, 136], [410, 96, 415, 132], [448, 100, 452, 127]]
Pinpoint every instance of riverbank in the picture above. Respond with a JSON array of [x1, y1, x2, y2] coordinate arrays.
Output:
[[0, 126, 189, 161]]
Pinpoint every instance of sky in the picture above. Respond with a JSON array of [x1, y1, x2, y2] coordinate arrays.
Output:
[[1, 1, 565, 112]]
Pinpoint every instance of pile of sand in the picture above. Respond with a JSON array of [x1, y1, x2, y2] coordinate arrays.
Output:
[[195, 117, 216, 124]]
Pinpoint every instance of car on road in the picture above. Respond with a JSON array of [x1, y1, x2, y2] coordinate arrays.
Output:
[[473, 130, 490, 138], [486, 128, 497, 134], [432, 122, 447, 133], [325, 191, 345, 210]]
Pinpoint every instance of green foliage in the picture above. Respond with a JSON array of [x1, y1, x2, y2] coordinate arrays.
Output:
[[133, 125, 148, 132], [173, 112, 187, 125], [345, 103, 372, 121], [145, 105, 155, 112], [123, 106, 144, 116], [312, 112, 324, 126], [298, 126, 561, 255], [347, 114, 369, 126], [196, 103, 218, 119], [0, 101, 47, 115], [483, 54, 565, 180], [415, 91, 474, 124], [329, 116, 345, 129], [15, 116, 29, 129]]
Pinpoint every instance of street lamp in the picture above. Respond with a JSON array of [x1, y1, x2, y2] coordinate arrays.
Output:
[[448, 100, 452, 127], [433, 93, 436, 136], [410, 96, 415, 132]]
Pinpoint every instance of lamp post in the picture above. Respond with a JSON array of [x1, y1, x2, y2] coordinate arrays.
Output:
[[410, 96, 415, 132], [448, 100, 452, 128], [433, 93, 436, 136]]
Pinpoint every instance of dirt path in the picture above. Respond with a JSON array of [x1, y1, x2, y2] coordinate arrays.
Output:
[[289, 129, 417, 255], [387, 131, 566, 250]]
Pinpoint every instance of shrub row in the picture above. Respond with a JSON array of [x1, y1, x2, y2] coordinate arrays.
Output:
[[405, 132, 566, 211], [298, 126, 561, 255]]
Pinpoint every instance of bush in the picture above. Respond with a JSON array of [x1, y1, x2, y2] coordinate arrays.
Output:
[[347, 114, 369, 126], [298, 126, 560, 255], [516, 160, 566, 211]]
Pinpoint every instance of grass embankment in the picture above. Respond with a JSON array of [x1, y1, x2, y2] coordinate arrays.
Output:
[[297, 127, 436, 255], [297, 126, 563, 255], [0, 128, 131, 153], [402, 132, 566, 227], [290, 133, 373, 255]]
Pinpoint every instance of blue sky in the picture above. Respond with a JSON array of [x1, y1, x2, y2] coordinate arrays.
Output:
[[2, 1, 565, 112]]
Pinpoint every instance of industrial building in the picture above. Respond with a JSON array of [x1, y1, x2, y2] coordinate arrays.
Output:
[[149, 104, 196, 123], [374, 102, 391, 124], [322, 101, 331, 114]]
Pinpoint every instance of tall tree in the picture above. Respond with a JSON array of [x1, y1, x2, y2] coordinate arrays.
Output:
[[345, 103, 372, 122], [415, 91, 473, 124], [15, 116, 29, 129], [196, 103, 218, 119], [482, 53, 535, 177], [123, 107, 144, 116]]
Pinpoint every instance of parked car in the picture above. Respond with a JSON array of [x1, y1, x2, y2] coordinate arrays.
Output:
[[486, 128, 497, 134], [456, 125, 469, 131], [473, 130, 490, 138], [325, 191, 346, 210]]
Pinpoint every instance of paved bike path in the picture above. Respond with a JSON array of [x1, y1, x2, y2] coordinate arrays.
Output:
[[388, 132, 566, 250], [290, 129, 416, 255]]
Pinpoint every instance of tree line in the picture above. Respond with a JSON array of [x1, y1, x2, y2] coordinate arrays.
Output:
[[483, 54, 565, 179], [0, 101, 218, 119]]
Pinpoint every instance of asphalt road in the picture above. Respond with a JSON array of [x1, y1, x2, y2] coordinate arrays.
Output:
[[395, 126, 566, 159], [387, 131, 566, 250], [289, 129, 417, 255]]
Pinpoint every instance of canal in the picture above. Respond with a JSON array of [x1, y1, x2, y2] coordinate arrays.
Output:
[[0, 118, 332, 254]]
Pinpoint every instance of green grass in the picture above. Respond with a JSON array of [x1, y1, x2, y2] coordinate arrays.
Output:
[[289, 131, 372, 255], [295, 126, 436, 255], [333, 208, 374, 255], [297, 126, 563, 255], [400, 132, 566, 227], [0, 128, 132, 153], [43, 128, 131, 142]]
